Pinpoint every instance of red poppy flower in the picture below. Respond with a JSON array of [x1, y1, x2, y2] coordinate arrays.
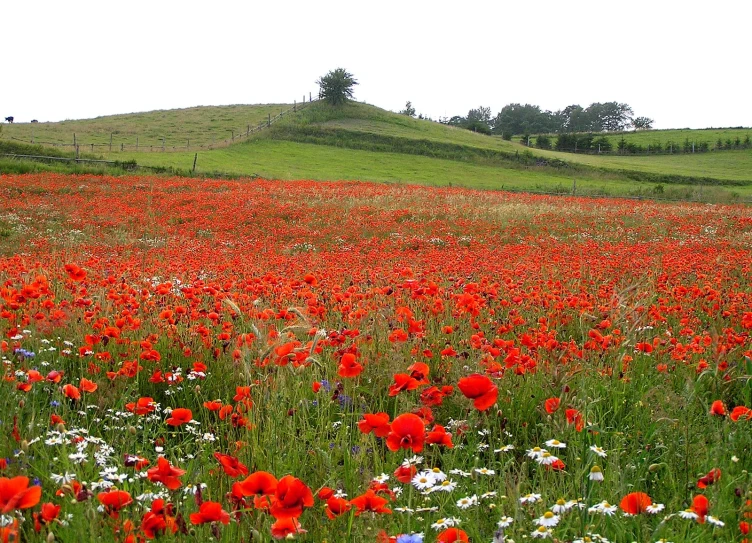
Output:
[[64, 263, 87, 281], [337, 353, 363, 378], [97, 489, 133, 517], [697, 468, 721, 489], [324, 496, 351, 519], [238, 471, 278, 496], [33, 502, 61, 532], [709, 400, 726, 416], [692, 494, 709, 523], [620, 492, 652, 514], [147, 457, 186, 490], [203, 400, 222, 411], [166, 408, 192, 426], [213, 452, 249, 478], [426, 425, 454, 448], [63, 384, 81, 401], [386, 413, 425, 453], [730, 406, 752, 421], [566, 408, 585, 431], [269, 475, 314, 519], [420, 386, 446, 407], [457, 374, 498, 411], [0, 476, 42, 513], [271, 517, 306, 539], [436, 528, 470, 542], [544, 397, 560, 414], [189, 501, 230, 525], [79, 378, 98, 393], [407, 362, 430, 384], [349, 489, 392, 515], [393, 464, 417, 484], [126, 397, 156, 415], [388, 373, 423, 396], [358, 413, 391, 438]]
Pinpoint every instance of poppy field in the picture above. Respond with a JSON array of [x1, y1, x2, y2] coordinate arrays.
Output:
[[1, 173, 751, 543]]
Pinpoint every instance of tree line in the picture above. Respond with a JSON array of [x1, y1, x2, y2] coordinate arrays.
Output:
[[401, 101, 654, 138]]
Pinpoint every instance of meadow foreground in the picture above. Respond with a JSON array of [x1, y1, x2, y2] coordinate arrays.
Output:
[[0, 173, 751, 542]]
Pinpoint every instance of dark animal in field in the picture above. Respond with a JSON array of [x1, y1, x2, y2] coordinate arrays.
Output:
[[31, 119, 38, 123], [4, 116, 13, 123]]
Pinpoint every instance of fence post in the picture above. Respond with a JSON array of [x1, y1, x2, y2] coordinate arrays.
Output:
[[268, 114, 271, 127], [136, 137, 139, 150], [75, 145, 80, 160], [187, 139, 190, 149], [110, 133, 113, 152], [162, 138, 165, 152], [91, 144, 94, 152], [232, 131, 234, 141], [247, 124, 250, 136], [73, 133, 76, 147], [121, 143, 124, 152], [294, 100, 296, 112], [192, 153, 197, 173], [309, 92, 311, 102], [572, 179, 576, 196]]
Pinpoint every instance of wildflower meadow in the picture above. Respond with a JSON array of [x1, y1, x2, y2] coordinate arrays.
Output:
[[1, 173, 751, 542]]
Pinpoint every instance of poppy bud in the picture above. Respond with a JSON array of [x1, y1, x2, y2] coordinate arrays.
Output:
[[249, 529, 261, 540], [21, 440, 29, 452], [19, 399, 25, 408], [563, 385, 570, 393], [195, 385, 201, 393], [189, 529, 196, 536], [128, 426, 136, 435], [648, 463, 661, 472], [46, 533, 56, 543]]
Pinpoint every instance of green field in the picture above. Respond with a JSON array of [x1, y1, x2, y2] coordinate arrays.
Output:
[[1, 103, 293, 148]]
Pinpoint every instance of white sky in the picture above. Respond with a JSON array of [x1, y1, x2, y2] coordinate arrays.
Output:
[[3, 0, 751, 129]]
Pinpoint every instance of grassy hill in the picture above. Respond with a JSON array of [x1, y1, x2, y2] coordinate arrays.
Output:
[[1, 103, 293, 148], [3, 101, 751, 201]]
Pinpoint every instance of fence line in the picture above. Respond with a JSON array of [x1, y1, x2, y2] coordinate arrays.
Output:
[[4, 95, 319, 154]]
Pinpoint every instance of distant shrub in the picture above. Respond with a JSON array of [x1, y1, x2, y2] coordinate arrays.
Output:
[[535, 135, 552, 150]]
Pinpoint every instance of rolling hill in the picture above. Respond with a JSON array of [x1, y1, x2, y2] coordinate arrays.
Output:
[[3, 101, 751, 201]]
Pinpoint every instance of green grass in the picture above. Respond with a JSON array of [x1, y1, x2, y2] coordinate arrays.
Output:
[[0, 103, 293, 148], [115, 139, 752, 200], [525, 146, 752, 182]]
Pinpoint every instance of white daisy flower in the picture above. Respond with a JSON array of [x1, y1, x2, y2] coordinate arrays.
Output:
[[480, 491, 497, 500], [449, 469, 471, 478], [494, 444, 515, 453], [373, 473, 390, 484], [589, 466, 604, 481], [527, 447, 546, 459], [475, 467, 495, 476], [456, 495, 478, 509], [545, 439, 566, 449], [497, 516, 513, 528], [552, 498, 572, 514], [530, 526, 552, 539], [706, 515, 724, 527], [536, 452, 559, 465], [427, 467, 447, 481], [520, 493, 542, 504], [589, 445, 607, 457], [588, 501, 617, 516], [678, 509, 699, 520], [535, 511, 560, 527], [411, 472, 435, 490], [645, 503, 665, 514], [431, 479, 457, 492]]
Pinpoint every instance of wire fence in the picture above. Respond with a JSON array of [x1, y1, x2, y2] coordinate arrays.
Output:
[[4, 95, 319, 155]]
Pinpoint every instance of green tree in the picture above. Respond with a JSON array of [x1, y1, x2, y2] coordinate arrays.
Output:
[[316, 68, 358, 106], [632, 116, 654, 130], [400, 101, 416, 117]]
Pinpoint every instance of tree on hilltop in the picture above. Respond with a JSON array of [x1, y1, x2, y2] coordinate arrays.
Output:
[[317, 68, 358, 106], [632, 116, 654, 130]]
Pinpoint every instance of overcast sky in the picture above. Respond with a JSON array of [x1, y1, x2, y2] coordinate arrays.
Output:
[[3, 0, 750, 129]]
